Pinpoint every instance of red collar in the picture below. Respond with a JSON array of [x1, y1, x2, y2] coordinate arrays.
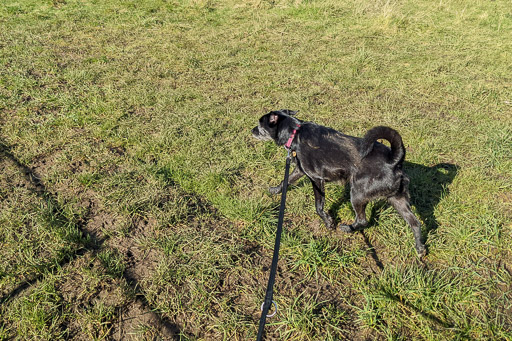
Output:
[[284, 124, 300, 150]]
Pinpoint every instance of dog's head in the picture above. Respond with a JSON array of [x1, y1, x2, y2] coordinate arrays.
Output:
[[252, 109, 299, 145]]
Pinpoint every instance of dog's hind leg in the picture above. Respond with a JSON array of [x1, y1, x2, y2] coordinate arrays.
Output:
[[388, 195, 427, 258], [269, 167, 304, 195], [340, 190, 369, 233], [311, 179, 335, 229]]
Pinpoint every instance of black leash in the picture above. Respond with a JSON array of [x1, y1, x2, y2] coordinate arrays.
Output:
[[256, 150, 293, 341]]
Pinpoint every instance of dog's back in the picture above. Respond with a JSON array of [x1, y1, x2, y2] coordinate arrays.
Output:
[[295, 122, 360, 181]]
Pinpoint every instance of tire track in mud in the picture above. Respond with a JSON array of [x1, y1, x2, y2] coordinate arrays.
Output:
[[0, 142, 98, 305], [0, 142, 185, 339]]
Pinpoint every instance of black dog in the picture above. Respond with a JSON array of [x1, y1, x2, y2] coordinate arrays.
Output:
[[252, 109, 426, 258]]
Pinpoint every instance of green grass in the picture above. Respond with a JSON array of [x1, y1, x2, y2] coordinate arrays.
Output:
[[1, 0, 511, 339]]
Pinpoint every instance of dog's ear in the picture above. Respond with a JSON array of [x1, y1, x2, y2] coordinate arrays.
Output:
[[280, 109, 298, 116], [269, 113, 279, 125]]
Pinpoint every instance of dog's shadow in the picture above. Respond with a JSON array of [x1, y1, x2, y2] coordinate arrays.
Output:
[[406, 162, 459, 235], [329, 162, 459, 242]]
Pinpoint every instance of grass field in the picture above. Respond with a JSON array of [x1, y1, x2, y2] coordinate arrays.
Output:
[[1, 0, 511, 339]]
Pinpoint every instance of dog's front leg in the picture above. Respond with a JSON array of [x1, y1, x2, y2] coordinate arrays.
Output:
[[311, 179, 335, 229], [269, 167, 304, 195]]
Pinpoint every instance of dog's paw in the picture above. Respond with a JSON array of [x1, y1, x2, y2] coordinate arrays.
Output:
[[339, 224, 355, 233], [325, 222, 335, 229], [416, 245, 427, 259], [321, 216, 335, 229], [269, 186, 282, 195]]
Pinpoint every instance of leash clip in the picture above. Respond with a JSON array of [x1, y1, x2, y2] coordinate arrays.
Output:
[[260, 300, 278, 318], [287, 149, 296, 159]]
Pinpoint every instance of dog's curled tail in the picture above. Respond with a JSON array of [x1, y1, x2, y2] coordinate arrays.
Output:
[[360, 126, 405, 167]]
